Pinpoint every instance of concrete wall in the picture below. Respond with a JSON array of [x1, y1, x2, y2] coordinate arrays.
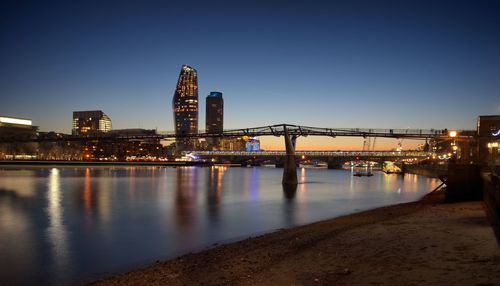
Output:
[[483, 171, 500, 245]]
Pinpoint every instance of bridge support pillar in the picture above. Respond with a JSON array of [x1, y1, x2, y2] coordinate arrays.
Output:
[[282, 126, 298, 186]]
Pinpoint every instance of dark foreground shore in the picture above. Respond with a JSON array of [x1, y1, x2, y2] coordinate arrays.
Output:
[[93, 191, 500, 285]]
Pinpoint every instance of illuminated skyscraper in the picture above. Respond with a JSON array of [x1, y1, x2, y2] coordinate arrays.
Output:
[[206, 92, 223, 149], [72, 110, 112, 135], [172, 65, 198, 150]]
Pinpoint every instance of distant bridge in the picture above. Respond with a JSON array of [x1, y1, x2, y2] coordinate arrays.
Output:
[[189, 150, 432, 168], [190, 150, 432, 159]]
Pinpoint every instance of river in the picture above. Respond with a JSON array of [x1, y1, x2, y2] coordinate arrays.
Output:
[[0, 165, 438, 285]]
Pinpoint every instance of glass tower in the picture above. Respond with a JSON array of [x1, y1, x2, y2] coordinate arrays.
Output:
[[206, 92, 223, 149], [172, 65, 198, 150], [206, 92, 223, 133]]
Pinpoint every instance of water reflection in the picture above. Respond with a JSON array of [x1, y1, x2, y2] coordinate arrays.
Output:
[[0, 169, 37, 198], [249, 167, 258, 201], [83, 168, 92, 215], [0, 166, 439, 285], [282, 184, 297, 199], [207, 166, 226, 221], [299, 168, 306, 194], [128, 167, 136, 198], [282, 183, 297, 227], [175, 167, 198, 238], [0, 173, 38, 284], [97, 171, 112, 223], [46, 168, 71, 285]]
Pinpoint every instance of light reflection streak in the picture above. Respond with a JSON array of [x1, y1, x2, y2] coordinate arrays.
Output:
[[383, 171, 398, 192], [349, 166, 354, 191], [300, 168, 306, 193], [46, 168, 71, 283], [128, 168, 136, 198], [249, 167, 258, 201], [83, 168, 92, 215], [401, 174, 419, 193], [98, 172, 112, 223], [207, 166, 226, 221], [174, 167, 198, 245]]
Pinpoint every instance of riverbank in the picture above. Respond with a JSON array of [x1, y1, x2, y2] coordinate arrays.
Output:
[[92, 190, 500, 285]]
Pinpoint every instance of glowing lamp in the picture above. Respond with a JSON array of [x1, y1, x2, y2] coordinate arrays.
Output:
[[449, 130, 457, 137]]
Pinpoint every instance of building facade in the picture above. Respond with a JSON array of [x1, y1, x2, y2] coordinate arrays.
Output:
[[0, 116, 38, 159], [72, 110, 112, 135], [172, 65, 199, 151], [206, 91, 224, 149], [81, 129, 167, 161], [477, 115, 500, 164], [0, 116, 37, 139]]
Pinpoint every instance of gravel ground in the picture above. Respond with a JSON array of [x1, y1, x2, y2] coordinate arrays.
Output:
[[92, 190, 500, 285]]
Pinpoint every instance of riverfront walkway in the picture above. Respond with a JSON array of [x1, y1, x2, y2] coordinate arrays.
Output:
[[93, 190, 500, 285]]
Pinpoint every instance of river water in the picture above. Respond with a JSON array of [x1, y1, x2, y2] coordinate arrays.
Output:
[[0, 165, 438, 285]]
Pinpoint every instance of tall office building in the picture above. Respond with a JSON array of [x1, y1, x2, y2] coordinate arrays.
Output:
[[72, 110, 112, 135], [206, 92, 223, 133], [172, 65, 198, 150], [206, 92, 223, 149]]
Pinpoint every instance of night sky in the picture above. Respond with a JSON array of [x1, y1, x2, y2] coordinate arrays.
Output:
[[1, 0, 499, 149]]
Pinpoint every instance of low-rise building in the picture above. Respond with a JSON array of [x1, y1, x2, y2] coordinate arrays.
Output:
[[0, 116, 38, 159], [478, 115, 500, 164]]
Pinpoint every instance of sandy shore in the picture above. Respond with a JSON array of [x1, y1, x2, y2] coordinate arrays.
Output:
[[93, 191, 500, 285]]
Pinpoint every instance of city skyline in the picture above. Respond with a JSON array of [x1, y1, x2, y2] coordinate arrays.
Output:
[[1, 0, 499, 150]]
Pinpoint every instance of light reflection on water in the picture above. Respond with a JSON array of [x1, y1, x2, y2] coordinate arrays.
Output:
[[0, 166, 438, 285], [46, 168, 71, 285]]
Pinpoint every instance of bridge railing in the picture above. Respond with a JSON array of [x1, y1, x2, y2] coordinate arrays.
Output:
[[158, 125, 475, 139]]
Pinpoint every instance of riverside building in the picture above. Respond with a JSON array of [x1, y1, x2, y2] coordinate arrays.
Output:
[[0, 116, 38, 159], [172, 65, 199, 151], [206, 91, 223, 149], [0, 116, 37, 139], [477, 115, 500, 164], [72, 110, 112, 135]]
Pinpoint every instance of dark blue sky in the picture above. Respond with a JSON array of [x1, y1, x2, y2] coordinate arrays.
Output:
[[1, 0, 499, 146]]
